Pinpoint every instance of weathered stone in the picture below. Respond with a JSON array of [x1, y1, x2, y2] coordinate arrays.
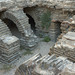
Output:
[[50, 31, 75, 62], [15, 54, 75, 75]]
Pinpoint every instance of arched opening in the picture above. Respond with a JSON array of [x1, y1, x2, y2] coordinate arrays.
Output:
[[56, 22, 62, 36], [26, 14, 36, 34], [2, 18, 22, 39], [55, 22, 62, 42], [49, 21, 62, 42]]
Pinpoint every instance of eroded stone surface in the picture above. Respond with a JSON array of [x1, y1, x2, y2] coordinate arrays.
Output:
[[50, 31, 75, 62], [15, 54, 75, 75]]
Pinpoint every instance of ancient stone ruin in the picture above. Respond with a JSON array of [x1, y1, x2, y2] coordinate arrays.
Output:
[[0, 0, 75, 75]]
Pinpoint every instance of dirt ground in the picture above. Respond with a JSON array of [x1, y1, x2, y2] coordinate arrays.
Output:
[[0, 41, 55, 75]]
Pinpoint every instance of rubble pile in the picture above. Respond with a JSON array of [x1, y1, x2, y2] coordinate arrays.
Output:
[[50, 31, 75, 62], [57, 15, 75, 40], [22, 28, 38, 50], [15, 53, 75, 75], [57, 21, 69, 40]]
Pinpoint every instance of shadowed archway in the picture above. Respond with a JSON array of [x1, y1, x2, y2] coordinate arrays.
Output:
[[26, 14, 36, 34], [2, 18, 22, 39]]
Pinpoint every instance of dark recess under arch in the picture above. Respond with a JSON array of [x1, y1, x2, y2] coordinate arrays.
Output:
[[2, 18, 22, 39], [26, 14, 36, 34]]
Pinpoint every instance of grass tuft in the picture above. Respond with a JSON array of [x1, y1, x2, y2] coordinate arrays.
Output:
[[43, 36, 51, 42], [23, 49, 33, 55]]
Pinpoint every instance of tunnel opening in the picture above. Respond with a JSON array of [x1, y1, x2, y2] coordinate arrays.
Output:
[[49, 21, 62, 42], [55, 21, 62, 42], [56, 22, 62, 36], [26, 14, 36, 34], [2, 18, 22, 39]]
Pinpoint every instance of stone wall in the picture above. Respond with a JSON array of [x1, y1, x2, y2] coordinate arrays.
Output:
[[23, 6, 51, 36], [0, 0, 75, 41], [23, 5, 72, 41], [23, 6, 70, 29]]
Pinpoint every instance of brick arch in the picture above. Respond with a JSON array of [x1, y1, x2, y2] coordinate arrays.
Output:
[[1, 10, 30, 34]]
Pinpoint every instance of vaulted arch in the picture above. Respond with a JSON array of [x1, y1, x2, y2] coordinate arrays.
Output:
[[1, 9, 30, 34]]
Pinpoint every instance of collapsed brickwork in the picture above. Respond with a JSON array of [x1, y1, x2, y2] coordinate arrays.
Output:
[[50, 32, 75, 61], [15, 53, 75, 75], [49, 15, 75, 62], [57, 15, 75, 40]]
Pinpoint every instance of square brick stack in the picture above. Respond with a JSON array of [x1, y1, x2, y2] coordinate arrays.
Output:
[[50, 32, 75, 62], [0, 35, 20, 64]]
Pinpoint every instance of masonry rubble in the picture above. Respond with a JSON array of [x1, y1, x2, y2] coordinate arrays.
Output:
[[22, 28, 39, 49], [49, 31, 75, 62], [15, 53, 75, 75], [57, 15, 75, 40]]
